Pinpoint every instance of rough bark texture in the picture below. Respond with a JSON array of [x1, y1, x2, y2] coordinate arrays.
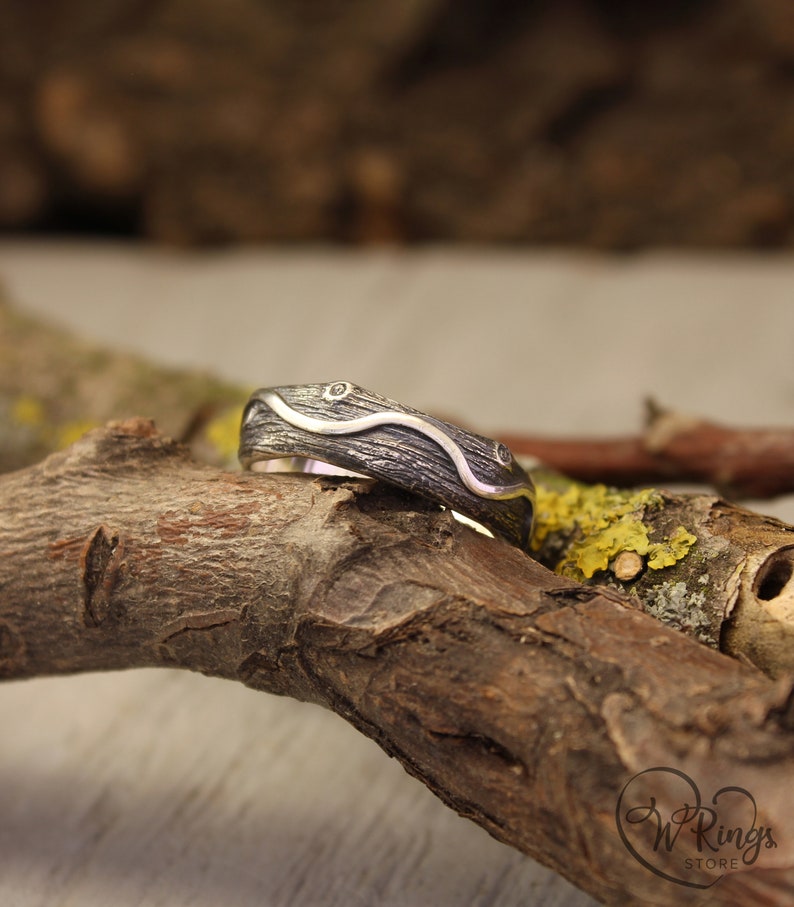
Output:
[[1, 0, 794, 247], [1, 420, 793, 906], [529, 479, 794, 678], [3, 298, 794, 679]]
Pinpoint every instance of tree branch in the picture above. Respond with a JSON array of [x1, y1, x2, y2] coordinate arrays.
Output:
[[2, 419, 793, 906], [500, 403, 794, 499], [528, 477, 794, 678], [3, 298, 794, 675]]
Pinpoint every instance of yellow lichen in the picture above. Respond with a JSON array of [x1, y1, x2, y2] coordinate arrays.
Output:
[[12, 395, 98, 449], [531, 482, 695, 580], [54, 419, 100, 449], [574, 519, 651, 578], [646, 525, 698, 570], [11, 395, 46, 427], [205, 405, 245, 464]]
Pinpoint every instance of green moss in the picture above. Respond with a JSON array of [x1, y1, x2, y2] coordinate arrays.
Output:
[[531, 481, 696, 581]]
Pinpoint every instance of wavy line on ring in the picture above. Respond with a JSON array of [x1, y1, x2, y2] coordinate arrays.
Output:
[[248, 389, 534, 503]]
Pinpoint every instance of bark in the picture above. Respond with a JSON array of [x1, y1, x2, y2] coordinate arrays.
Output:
[[3, 299, 794, 678], [4, 297, 794, 679], [1, 419, 793, 906], [529, 478, 794, 678]]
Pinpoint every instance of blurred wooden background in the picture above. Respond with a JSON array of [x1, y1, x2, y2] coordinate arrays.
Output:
[[1, 0, 794, 248]]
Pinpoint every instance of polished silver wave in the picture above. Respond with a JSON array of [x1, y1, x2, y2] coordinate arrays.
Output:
[[251, 389, 534, 503]]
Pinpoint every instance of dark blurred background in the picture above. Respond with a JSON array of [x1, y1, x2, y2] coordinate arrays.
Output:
[[1, 0, 793, 249]]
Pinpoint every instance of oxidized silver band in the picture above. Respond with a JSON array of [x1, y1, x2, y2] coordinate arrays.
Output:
[[238, 381, 535, 549]]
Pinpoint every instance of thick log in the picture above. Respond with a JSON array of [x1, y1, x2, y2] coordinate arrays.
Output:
[[1, 420, 793, 906]]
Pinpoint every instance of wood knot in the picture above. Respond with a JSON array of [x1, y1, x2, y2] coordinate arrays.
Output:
[[753, 548, 794, 614], [81, 525, 123, 627], [612, 550, 644, 582]]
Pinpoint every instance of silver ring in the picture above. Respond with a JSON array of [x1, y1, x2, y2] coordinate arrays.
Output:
[[238, 381, 535, 550]]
